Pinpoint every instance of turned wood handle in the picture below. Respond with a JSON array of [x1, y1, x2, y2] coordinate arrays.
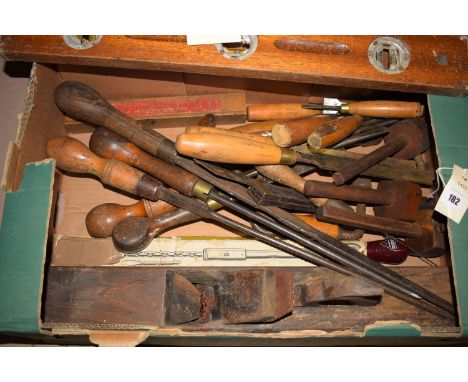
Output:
[[47, 136, 163, 201], [247, 103, 321, 121], [185, 127, 326, 206], [256, 165, 306, 192], [54, 81, 177, 162], [272, 115, 334, 147], [89, 127, 199, 196], [185, 126, 275, 145], [255, 165, 327, 207], [112, 209, 200, 253], [86, 200, 177, 238], [176, 133, 296, 165], [307, 115, 363, 148], [347, 101, 424, 118], [230, 119, 290, 134]]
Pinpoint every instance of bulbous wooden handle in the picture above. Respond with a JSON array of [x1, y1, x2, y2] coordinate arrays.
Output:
[[307, 115, 362, 148], [86, 200, 177, 238], [248, 103, 321, 121], [185, 126, 275, 145], [89, 128, 199, 196], [47, 135, 106, 175], [272, 115, 334, 147], [175, 133, 294, 165], [112, 209, 200, 253], [54, 81, 177, 162], [47, 136, 163, 200], [347, 101, 424, 118]]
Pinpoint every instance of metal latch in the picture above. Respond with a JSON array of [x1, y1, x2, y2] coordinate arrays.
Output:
[[368, 36, 411, 74]]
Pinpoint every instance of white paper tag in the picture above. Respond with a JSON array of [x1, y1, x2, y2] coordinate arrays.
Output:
[[434, 164, 468, 224], [186, 35, 243, 45], [323, 97, 341, 114]]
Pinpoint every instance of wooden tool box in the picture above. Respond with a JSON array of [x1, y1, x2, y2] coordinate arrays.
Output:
[[0, 36, 467, 346]]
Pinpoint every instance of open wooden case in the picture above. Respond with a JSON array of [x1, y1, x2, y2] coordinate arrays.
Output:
[[1, 62, 467, 346]]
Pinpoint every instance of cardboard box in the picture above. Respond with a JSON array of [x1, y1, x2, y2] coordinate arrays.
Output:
[[0, 63, 467, 346]]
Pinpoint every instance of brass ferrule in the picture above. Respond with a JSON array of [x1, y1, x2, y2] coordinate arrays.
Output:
[[192, 180, 214, 201], [279, 148, 297, 165], [206, 199, 222, 210], [340, 104, 350, 114]]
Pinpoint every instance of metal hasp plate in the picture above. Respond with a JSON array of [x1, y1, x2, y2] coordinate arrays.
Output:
[[214, 35, 258, 61], [368, 36, 411, 74], [63, 35, 103, 50]]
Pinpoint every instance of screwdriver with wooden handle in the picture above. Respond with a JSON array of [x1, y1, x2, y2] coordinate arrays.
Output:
[[86, 199, 177, 238], [175, 132, 341, 165], [184, 126, 326, 206], [302, 100, 424, 118]]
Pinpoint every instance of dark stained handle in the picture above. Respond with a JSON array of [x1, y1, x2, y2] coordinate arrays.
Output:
[[89, 127, 199, 196], [86, 200, 177, 238], [112, 210, 201, 253], [316, 202, 423, 238], [303, 180, 389, 205], [54, 81, 177, 162], [47, 136, 164, 202], [333, 137, 405, 185]]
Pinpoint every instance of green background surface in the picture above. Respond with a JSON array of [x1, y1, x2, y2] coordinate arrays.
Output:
[[429, 95, 468, 336], [0, 161, 53, 333]]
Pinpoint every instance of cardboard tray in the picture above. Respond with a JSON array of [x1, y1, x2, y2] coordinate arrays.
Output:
[[0, 63, 467, 346]]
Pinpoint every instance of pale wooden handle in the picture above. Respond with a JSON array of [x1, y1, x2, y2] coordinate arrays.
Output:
[[348, 101, 424, 118], [307, 115, 362, 148], [185, 126, 274, 145], [175, 133, 287, 165], [256, 164, 305, 191], [256, 165, 327, 207], [272, 115, 334, 147], [248, 103, 321, 121], [230, 119, 290, 134]]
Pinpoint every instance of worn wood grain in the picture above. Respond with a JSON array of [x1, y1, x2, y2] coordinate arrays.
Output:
[[179, 266, 455, 333], [42, 266, 455, 332], [43, 267, 168, 327], [1, 35, 466, 95]]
